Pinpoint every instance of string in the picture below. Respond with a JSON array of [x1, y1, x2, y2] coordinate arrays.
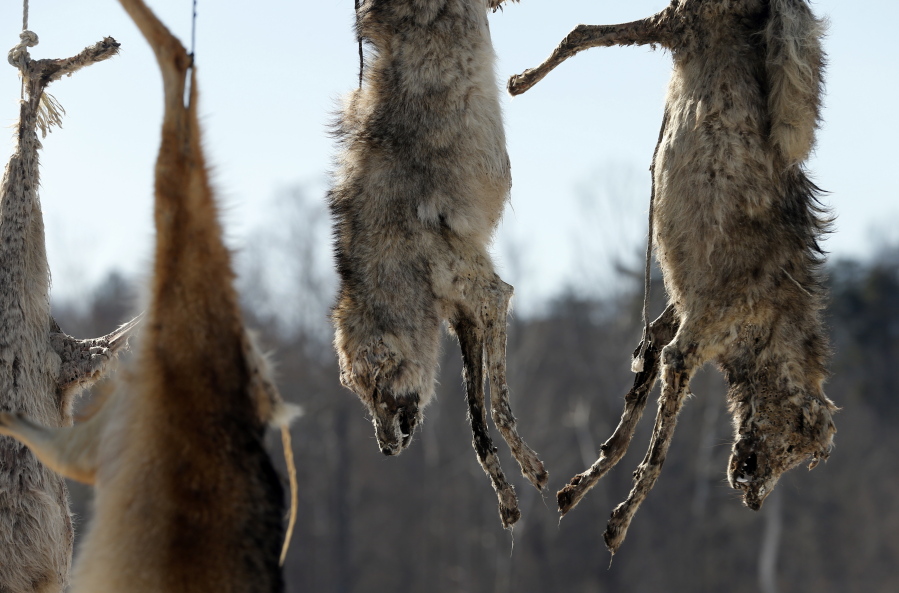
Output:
[[634, 110, 669, 372], [19, 0, 29, 100], [355, 0, 363, 88], [190, 0, 197, 60], [184, 0, 197, 108]]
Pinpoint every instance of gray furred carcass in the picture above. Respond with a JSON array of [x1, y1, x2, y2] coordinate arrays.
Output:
[[509, 0, 837, 553], [0, 31, 135, 593], [329, 0, 546, 528]]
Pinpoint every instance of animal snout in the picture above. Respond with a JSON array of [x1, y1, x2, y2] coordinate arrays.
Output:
[[734, 452, 757, 480], [373, 403, 420, 457], [728, 439, 777, 510]]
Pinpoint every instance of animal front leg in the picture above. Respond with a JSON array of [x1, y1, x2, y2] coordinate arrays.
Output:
[[603, 339, 694, 554], [454, 313, 520, 528], [557, 305, 678, 515], [507, 9, 675, 96], [481, 276, 547, 491], [26, 38, 121, 88], [52, 314, 142, 398]]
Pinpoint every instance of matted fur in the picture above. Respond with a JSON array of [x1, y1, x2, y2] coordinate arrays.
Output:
[[329, 0, 545, 527], [0, 33, 125, 593], [510, 0, 836, 553], [0, 1, 292, 591]]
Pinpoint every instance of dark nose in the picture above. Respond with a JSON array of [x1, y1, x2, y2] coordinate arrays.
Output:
[[381, 444, 401, 456]]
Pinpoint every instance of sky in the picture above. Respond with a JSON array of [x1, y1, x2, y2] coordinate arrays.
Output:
[[1, 0, 897, 311]]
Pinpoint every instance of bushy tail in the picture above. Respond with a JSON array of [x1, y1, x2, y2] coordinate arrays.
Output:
[[765, 0, 827, 167]]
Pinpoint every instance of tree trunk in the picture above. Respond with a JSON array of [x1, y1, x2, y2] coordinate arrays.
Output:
[[758, 488, 784, 593]]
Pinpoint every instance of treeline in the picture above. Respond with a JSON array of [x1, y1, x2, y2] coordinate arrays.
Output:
[[53, 244, 899, 593]]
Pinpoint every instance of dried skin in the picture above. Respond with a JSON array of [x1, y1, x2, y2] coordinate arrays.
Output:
[[0, 33, 127, 593], [512, 0, 836, 553], [330, 0, 545, 527]]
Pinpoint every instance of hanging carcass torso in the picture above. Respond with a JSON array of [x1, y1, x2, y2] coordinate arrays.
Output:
[[330, 0, 546, 528]]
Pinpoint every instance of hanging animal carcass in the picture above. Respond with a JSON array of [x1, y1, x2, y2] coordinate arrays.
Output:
[[0, 29, 137, 593], [329, 0, 545, 528], [0, 0, 297, 590], [508, 0, 837, 553]]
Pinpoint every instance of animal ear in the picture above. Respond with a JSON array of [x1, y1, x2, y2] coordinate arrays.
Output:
[[764, 0, 826, 166], [0, 400, 113, 485]]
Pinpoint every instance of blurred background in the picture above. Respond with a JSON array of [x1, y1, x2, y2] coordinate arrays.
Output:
[[58, 193, 899, 593], [1, 0, 897, 591]]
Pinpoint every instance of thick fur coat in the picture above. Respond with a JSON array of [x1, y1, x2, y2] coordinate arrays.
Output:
[[510, 0, 836, 552], [0, 1, 292, 590], [330, 0, 545, 527]]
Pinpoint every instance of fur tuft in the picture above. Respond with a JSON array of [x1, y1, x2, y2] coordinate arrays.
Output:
[[765, 0, 827, 166]]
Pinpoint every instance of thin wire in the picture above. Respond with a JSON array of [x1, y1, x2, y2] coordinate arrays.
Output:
[[185, 0, 197, 108], [636, 110, 670, 369], [355, 0, 363, 88], [190, 0, 197, 60]]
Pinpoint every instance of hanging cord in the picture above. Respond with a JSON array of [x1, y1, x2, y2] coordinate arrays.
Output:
[[355, 0, 363, 88], [17, 0, 31, 99], [8, 32, 37, 77], [632, 110, 669, 373], [184, 0, 197, 108], [8, 7, 63, 138], [190, 0, 197, 58]]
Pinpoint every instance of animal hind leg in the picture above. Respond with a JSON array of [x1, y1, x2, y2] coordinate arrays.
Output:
[[603, 329, 698, 554], [481, 275, 548, 491], [453, 311, 520, 528], [558, 305, 678, 515]]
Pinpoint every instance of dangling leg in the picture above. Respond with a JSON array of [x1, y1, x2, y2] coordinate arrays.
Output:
[[453, 312, 520, 528], [603, 331, 699, 554], [482, 276, 548, 491], [558, 305, 678, 515], [0, 389, 117, 485]]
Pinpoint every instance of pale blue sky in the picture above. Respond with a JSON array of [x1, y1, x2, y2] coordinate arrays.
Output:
[[1, 0, 897, 310]]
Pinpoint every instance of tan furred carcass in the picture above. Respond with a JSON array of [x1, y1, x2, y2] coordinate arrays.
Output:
[[509, 0, 837, 553], [330, 0, 545, 527], [0, 1, 296, 591], [0, 30, 136, 593]]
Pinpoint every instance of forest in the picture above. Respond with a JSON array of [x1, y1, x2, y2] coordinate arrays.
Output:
[[54, 195, 899, 593]]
